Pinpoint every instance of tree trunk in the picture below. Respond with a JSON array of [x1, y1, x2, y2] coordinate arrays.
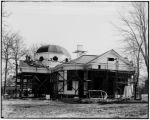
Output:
[[4, 58, 8, 95], [134, 47, 140, 100]]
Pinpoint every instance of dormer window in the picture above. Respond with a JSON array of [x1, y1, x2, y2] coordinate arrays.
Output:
[[39, 56, 44, 61]]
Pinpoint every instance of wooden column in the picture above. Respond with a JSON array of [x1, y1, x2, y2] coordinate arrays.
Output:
[[20, 73, 24, 98], [114, 71, 117, 98], [104, 70, 109, 92], [15, 64, 18, 98], [56, 72, 59, 99], [63, 71, 65, 95], [84, 70, 88, 97]]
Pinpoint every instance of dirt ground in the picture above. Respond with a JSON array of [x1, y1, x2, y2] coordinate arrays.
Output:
[[2, 99, 148, 118]]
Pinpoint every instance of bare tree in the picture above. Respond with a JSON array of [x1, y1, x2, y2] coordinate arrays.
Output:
[[116, 2, 148, 99], [2, 2, 27, 96], [11, 33, 27, 97], [11, 33, 27, 66], [2, 1, 13, 95], [2, 32, 14, 95], [27, 44, 42, 60]]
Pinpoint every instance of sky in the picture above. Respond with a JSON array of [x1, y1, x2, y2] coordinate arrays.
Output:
[[4, 1, 130, 59]]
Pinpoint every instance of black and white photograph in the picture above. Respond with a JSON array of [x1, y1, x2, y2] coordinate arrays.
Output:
[[1, 0, 148, 119]]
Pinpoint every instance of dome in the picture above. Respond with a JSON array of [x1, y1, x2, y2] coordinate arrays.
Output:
[[36, 45, 71, 57]]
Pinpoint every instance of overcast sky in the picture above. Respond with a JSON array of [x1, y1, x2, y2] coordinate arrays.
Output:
[[4, 2, 130, 59]]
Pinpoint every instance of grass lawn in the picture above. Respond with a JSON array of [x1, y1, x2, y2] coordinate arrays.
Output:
[[2, 99, 148, 118]]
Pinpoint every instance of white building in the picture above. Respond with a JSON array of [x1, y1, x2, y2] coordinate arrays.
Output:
[[19, 45, 135, 99]]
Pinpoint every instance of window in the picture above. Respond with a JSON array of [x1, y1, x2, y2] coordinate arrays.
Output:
[[98, 65, 101, 69], [39, 56, 44, 61], [67, 80, 72, 90], [108, 58, 115, 61], [53, 56, 58, 61]]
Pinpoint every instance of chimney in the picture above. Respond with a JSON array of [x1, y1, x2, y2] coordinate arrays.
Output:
[[73, 44, 87, 57], [77, 44, 83, 51]]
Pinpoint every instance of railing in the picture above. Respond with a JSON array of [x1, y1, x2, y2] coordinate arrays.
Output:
[[88, 90, 108, 99]]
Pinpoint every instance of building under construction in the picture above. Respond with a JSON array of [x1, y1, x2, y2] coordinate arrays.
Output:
[[17, 45, 135, 99]]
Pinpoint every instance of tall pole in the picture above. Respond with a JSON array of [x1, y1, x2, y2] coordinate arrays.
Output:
[[114, 58, 118, 98]]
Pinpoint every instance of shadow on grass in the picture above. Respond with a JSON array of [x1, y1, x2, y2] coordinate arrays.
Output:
[[59, 98, 148, 105]]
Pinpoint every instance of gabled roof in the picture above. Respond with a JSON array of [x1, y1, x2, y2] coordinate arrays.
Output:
[[111, 49, 131, 65], [69, 55, 97, 64], [86, 49, 131, 65]]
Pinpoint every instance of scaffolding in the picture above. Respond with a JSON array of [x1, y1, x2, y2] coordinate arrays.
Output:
[[17, 57, 135, 99]]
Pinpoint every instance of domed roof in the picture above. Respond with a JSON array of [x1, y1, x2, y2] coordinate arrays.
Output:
[[36, 45, 71, 57]]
